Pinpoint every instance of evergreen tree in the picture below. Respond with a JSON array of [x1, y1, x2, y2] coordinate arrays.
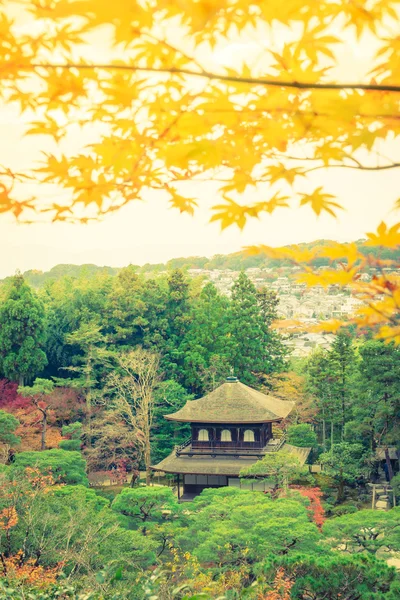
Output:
[[0, 273, 47, 385], [349, 340, 400, 450], [182, 283, 232, 394], [257, 286, 289, 383], [229, 273, 286, 386], [328, 330, 357, 440], [161, 270, 191, 382], [305, 348, 339, 451], [104, 265, 147, 347], [152, 379, 192, 462]]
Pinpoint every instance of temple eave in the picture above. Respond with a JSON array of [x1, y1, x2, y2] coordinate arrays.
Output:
[[151, 444, 311, 477], [164, 416, 284, 423]]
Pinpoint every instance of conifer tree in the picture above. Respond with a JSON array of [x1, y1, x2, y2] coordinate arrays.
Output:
[[229, 273, 264, 385], [229, 273, 286, 386], [161, 269, 191, 382], [182, 282, 231, 394], [0, 273, 47, 385], [328, 331, 357, 441], [257, 286, 289, 384]]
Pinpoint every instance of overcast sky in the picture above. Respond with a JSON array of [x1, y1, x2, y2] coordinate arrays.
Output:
[[1, 13, 398, 279]]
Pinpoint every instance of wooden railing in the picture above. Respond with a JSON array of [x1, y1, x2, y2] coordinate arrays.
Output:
[[174, 437, 192, 456], [191, 440, 265, 450], [264, 437, 286, 452]]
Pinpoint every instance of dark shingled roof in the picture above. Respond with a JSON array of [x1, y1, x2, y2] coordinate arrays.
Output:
[[165, 380, 295, 424], [151, 443, 311, 476]]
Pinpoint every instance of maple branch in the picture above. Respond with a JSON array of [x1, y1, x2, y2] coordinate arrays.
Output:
[[28, 63, 400, 93], [305, 162, 400, 173]]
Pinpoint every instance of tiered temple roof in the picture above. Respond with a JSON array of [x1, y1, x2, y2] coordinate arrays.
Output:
[[151, 378, 308, 477], [165, 379, 295, 424]]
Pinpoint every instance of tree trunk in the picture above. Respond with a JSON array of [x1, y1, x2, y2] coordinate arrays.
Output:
[[322, 419, 326, 452], [19, 375, 24, 387], [145, 441, 151, 486], [86, 390, 92, 448], [337, 479, 345, 503], [337, 469, 344, 503], [41, 412, 47, 451], [330, 421, 334, 449]]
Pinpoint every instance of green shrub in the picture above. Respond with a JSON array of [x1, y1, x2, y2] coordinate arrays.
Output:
[[59, 439, 81, 451], [287, 423, 317, 448], [12, 449, 88, 486], [331, 504, 358, 517]]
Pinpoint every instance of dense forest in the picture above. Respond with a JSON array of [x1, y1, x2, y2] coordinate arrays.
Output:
[[0, 267, 398, 598]]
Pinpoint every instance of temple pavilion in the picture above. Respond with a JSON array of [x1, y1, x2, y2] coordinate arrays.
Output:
[[151, 376, 310, 500]]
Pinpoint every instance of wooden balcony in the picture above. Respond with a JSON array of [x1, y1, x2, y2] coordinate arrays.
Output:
[[175, 436, 286, 458], [192, 440, 264, 450]]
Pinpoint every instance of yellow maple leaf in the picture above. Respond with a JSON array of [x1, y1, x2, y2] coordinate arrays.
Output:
[[167, 187, 198, 215], [299, 187, 344, 217], [365, 221, 400, 248], [210, 197, 257, 230]]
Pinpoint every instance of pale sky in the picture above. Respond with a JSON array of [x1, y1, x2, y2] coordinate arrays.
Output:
[[1, 10, 399, 278]]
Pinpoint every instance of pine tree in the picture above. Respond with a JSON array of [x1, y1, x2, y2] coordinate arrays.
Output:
[[0, 273, 47, 385], [161, 269, 191, 382], [229, 273, 287, 387], [182, 282, 232, 394], [257, 286, 289, 384], [352, 340, 400, 449], [328, 331, 357, 441]]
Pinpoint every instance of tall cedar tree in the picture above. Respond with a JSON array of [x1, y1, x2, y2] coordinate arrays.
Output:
[[161, 270, 191, 383], [328, 331, 357, 441], [0, 273, 47, 385], [257, 287, 289, 386], [104, 266, 147, 347], [182, 282, 232, 394], [229, 273, 287, 386], [351, 340, 400, 449], [306, 348, 339, 451]]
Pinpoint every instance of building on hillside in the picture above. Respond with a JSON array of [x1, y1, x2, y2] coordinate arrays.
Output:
[[151, 376, 311, 501]]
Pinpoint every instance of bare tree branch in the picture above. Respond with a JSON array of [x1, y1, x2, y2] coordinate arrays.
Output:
[[28, 63, 400, 93]]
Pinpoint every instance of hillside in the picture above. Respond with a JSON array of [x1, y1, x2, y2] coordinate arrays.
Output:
[[2, 239, 398, 288]]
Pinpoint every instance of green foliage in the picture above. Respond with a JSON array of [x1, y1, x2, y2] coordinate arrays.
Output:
[[180, 488, 321, 567], [0, 410, 20, 446], [59, 439, 82, 451], [181, 282, 232, 393], [18, 378, 54, 398], [62, 422, 83, 439], [323, 507, 400, 555], [240, 451, 312, 489], [112, 486, 179, 533], [59, 422, 83, 451], [0, 273, 47, 384], [287, 424, 317, 448], [272, 553, 399, 600], [13, 449, 88, 486], [0, 475, 157, 585], [353, 340, 400, 447], [391, 473, 400, 496], [319, 442, 371, 502], [152, 380, 192, 462], [228, 273, 287, 386]]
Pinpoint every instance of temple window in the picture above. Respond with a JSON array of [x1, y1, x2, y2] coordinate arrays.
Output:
[[198, 428, 209, 442], [221, 429, 232, 442], [244, 429, 255, 442]]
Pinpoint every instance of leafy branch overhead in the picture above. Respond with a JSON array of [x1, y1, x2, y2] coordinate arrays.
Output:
[[0, 0, 400, 226]]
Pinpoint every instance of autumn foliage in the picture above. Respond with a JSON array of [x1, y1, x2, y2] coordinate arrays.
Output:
[[290, 486, 326, 530], [260, 568, 294, 600], [0, 1, 398, 340]]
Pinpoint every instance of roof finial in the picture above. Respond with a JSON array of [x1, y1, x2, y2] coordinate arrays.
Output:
[[226, 368, 238, 382]]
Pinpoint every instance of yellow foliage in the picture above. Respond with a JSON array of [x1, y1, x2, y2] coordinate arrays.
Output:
[[0, 0, 399, 339]]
